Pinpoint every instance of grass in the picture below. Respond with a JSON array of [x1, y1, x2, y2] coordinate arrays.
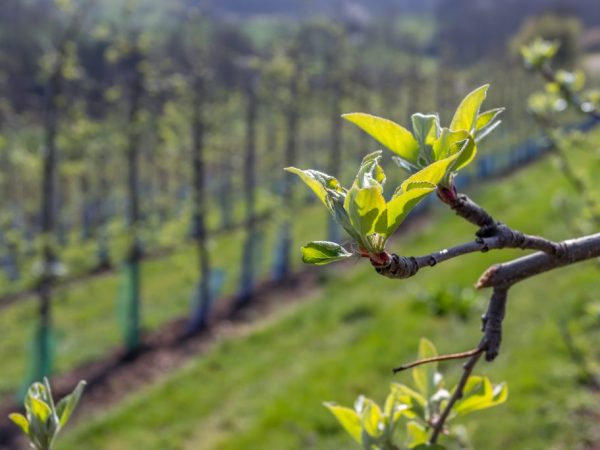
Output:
[[55, 138, 600, 450], [0, 201, 327, 400]]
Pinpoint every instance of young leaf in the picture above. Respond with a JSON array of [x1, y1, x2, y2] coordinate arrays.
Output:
[[432, 128, 470, 161], [475, 108, 504, 142], [301, 241, 353, 265], [389, 383, 427, 420], [55, 380, 86, 427], [323, 403, 362, 444], [451, 136, 477, 173], [8, 413, 29, 436], [406, 421, 429, 448], [29, 397, 52, 424], [358, 397, 384, 438], [450, 84, 489, 133], [353, 151, 386, 189], [412, 338, 438, 398], [412, 445, 446, 449], [411, 113, 439, 164], [475, 108, 504, 132], [343, 113, 420, 163], [284, 167, 342, 209], [386, 186, 434, 237], [345, 186, 387, 242], [453, 376, 508, 417]]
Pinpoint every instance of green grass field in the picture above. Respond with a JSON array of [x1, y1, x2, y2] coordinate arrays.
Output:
[[0, 203, 327, 400], [53, 140, 600, 449]]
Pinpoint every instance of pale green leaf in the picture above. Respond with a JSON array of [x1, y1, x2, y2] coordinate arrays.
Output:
[[29, 397, 52, 424], [450, 84, 489, 132], [412, 444, 446, 449], [284, 167, 341, 209], [475, 108, 505, 131], [412, 338, 438, 398], [353, 151, 385, 189], [475, 108, 504, 142], [399, 150, 461, 192], [389, 383, 427, 420], [384, 386, 410, 424], [301, 241, 353, 265], [55, 380, 86, 427], [359, 398, 383, 438], [406, 421, 429, 447], [345, 186, 387, 241], [452, 136, 477, 173], [343, 113, 420, 162], [432, 128, 470, 161], [411, 113, 440, 165], [453, 377, 508, 417], [8, 413, 29, 436], [386, 187, 434, 237], [323, 403, 362, 444]]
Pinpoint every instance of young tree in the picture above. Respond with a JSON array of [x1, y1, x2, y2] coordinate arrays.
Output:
[[32, 0, 91, 383]]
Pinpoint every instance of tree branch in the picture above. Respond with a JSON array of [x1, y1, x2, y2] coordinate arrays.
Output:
[[375, 228, 562, 280], [393, 347, 483, 373], [477, 232, 600, 289], [429, 351, 483, 444], [539, 64, 600, 121]]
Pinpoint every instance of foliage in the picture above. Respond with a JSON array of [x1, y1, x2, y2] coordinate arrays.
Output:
[[324, 339, 507, 450], [521, 39, 599, 118], [511, 13, 582, 66], [9, 378, 86, 450], [287, 85, 501, 264]]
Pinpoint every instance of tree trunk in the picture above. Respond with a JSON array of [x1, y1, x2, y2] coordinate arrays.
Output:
[[187, 76, 212, 333], [237, 80, 258, 307], [272, 71, 300, 282], [35, 64, 62, 381], [123, 47, 144, 353]]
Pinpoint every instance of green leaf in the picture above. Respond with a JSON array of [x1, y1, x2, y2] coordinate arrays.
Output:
[[386, 186, 434, 237], [8, 413, 29, 436], [301, 241, 353, 265], [450, 84, 489, 133], [343, 113, 420, 162], [453, 376, 508, 417], [389, 383, 427, 420], [284, 167, 342, 209], [412, 445, 446, 449], [323, 403, 362, 444], [29, 397, 52, 424], [384, 387, 410, 424], [406, 421, 429, 447], [411, 113, 440, 165], [55, 380, 86, 427], [345, 186, 387, 244], [399, 149, 462, 192], [475, 108, 505, 142], [353, 151, 386, 189], [412, 338, 438, 398], [475, 108, 504, 131], [452, 136, 477, 173], [432, 128, 470, 161], [358, 397, 383, 438]]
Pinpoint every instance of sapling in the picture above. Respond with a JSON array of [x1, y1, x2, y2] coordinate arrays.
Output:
[[9, 378, 86, 450]]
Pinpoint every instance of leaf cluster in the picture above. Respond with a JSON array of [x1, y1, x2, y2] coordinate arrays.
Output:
[[9, 378, 86, 450], [286, 85, 502, 264], [324, 339, 507, 450]]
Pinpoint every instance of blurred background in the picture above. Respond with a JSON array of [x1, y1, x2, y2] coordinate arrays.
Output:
[[1, 0, 600, 448]]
